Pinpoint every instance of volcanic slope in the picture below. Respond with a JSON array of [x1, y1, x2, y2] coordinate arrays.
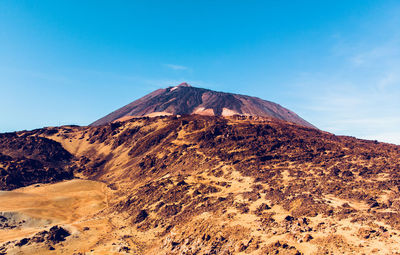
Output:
[[1, 115, 400, 254], [90, 83, 314, 128]]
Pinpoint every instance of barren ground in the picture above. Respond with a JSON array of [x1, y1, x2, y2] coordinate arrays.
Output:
[[1, 115, 400, 254]]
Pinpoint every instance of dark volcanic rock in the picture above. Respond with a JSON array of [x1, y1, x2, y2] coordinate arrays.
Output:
[[47, 226, 70, 244], [0, 133, 74, 190], [134, 210, 148, 223], [13, 225, 71, 248]]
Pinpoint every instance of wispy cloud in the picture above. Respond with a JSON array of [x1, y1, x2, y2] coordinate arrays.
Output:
[[291, 16, 400, 145], [0, 67, 78, 86], [290, 50, 400, 144], [164, 64, 189, 71], [349, 44, 399, 66], [74, 69, 215, 92], [349, 41, 400, 92], [377, 72, 400, 90]]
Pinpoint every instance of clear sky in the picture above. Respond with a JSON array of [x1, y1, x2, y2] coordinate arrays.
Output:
[[1, 1, 400, 144]]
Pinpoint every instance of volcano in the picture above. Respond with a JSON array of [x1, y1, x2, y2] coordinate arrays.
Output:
[[90, 82, 314, 128], [4, 83, 400, 254]]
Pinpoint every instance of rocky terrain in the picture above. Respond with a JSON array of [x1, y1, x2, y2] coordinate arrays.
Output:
[[0, 132, 74, 190], [90, 83, 314, 128], [1, 114, 400, 254]]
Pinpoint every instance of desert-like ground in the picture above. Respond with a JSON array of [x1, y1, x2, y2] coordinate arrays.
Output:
[[2, 115, 400, 254]]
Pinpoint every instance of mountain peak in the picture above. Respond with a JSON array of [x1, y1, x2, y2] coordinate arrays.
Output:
[[177, 82, 191, 87], [90, 85, 315, 128], [170, 82, 192, 91]]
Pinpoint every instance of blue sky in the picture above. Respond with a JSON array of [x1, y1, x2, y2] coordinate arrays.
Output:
[[1, 1, 400, 144]]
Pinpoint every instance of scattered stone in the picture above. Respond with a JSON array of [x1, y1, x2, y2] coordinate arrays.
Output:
[[15, 238, 29, 247], [47, 226, 71, 244], [119, 246, 130, 252], [134, 210, 148, 223], [303, 234, 313, 242], [285, 215, 295, 221]]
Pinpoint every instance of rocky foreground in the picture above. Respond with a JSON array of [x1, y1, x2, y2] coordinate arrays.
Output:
[[1, 115, 400, 254]]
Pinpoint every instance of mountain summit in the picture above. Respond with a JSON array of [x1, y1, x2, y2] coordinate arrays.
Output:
[[91, 83, 314, 128]]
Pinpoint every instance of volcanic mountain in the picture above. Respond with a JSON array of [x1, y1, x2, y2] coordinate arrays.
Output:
[[2, 85, 400, 254], [91, 82, 314, 128]]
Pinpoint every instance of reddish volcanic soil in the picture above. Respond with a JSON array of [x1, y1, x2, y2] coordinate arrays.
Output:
[[1, 115, 400, 254], [90, 83, 314, 128]]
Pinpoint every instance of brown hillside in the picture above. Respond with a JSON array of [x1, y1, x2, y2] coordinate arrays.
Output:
[[1, 115, 400, 254]]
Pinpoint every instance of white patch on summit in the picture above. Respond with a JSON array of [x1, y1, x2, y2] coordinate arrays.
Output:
[[222, 108, 240, 116], [171, 82, 192, 91]]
